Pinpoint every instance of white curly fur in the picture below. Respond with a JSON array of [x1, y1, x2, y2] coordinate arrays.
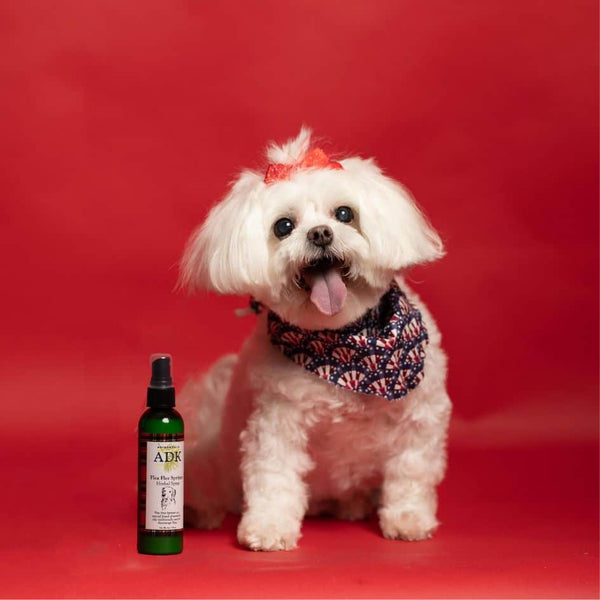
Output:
[[180, 128, 451, 551]]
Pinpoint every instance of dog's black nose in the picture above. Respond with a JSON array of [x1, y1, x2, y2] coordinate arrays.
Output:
[[307, 225, 333, 247]]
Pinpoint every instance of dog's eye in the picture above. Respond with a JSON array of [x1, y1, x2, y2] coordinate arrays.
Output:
[[334, 206, 354, 223], [273, 217, 295, 239]]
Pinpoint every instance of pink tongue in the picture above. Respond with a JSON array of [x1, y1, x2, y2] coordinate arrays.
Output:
[[305, 268, 347, 316]]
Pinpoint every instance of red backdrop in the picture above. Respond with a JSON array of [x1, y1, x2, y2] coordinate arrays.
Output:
[[2, 1, 598, 598]]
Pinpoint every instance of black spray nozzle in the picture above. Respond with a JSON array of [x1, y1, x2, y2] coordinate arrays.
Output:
[[149, 354, 173, 389]]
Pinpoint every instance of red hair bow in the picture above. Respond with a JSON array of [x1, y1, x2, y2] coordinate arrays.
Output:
[[264, 148, 343, 184]]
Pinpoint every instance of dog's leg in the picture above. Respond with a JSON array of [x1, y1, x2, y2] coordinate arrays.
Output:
[[378, 394, 451, 541], [237, 400, 312, 551]]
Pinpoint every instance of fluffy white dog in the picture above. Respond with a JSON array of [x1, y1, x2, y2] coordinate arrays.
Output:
[[180, 128, 451, 551]]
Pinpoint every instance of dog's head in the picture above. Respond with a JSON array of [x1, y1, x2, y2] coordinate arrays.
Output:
[[180, 127, 443, 330]]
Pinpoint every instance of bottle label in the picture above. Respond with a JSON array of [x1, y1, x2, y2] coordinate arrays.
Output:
[[141, 435, 184, 531]]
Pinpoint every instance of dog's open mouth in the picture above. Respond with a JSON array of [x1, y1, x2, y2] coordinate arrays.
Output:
[[298, 256, 349, 316]]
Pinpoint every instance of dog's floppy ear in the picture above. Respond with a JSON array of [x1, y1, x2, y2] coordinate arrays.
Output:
[[179, 170, 271, 294], [343, 158, 444, 270]]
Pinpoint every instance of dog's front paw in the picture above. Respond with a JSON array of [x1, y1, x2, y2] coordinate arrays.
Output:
[[237, 511, 302, 551], [378, 507, 438, 541]]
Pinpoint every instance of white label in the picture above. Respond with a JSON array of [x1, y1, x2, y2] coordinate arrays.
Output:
[[145, 441, 184, 531]]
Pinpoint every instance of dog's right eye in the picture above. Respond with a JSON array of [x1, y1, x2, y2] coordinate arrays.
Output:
[[273, 218, 295, 239]]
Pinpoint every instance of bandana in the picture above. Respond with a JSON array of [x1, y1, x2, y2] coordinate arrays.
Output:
[[264, 284, 428, 401]]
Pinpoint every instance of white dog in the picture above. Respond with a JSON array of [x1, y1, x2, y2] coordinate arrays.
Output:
[[180, 128, 451, 551]]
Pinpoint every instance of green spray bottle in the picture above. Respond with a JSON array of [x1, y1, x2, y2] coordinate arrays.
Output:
[[137, 354, 184, 554]]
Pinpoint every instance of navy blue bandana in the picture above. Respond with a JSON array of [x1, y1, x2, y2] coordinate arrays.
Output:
[[265, 284, 428, 401]]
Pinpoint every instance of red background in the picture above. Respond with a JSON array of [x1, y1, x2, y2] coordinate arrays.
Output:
[[2, 1, 598, 597]]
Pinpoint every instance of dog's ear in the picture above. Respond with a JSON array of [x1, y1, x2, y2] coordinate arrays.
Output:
[[179, 170, 271, 294], [343, 158, 444, 270]]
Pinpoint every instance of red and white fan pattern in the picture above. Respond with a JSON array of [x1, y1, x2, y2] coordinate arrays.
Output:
[[267, 284, 428, 401]]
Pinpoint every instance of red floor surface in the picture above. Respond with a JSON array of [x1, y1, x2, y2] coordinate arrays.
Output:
[[7, 435, 598, 598], [2, 0, 598, 597]]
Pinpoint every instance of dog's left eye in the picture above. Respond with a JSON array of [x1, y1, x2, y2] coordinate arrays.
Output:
[[273, 217, 295, 239], [334, 206, 354, 223]]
